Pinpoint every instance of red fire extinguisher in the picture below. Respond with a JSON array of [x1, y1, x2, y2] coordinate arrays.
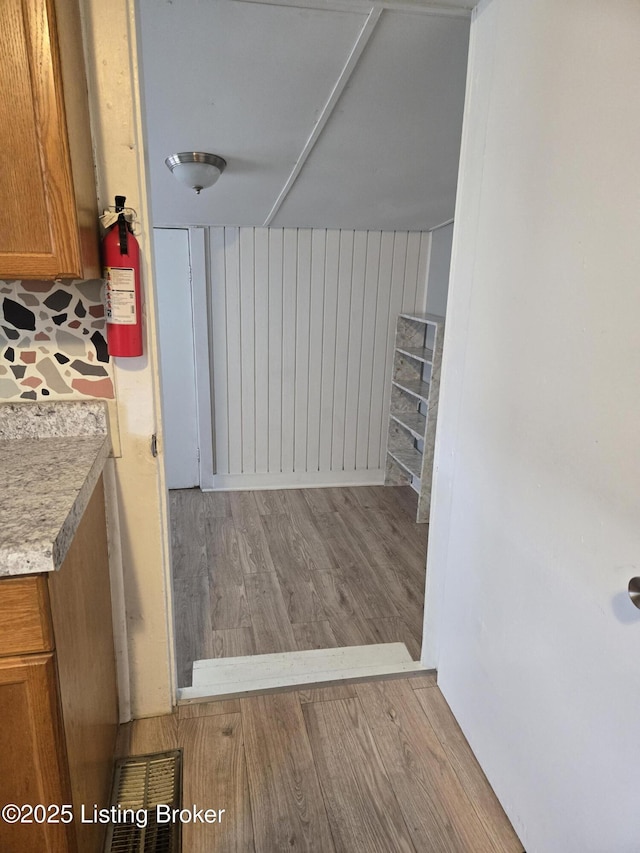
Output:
[[103, 195, 143, 357]]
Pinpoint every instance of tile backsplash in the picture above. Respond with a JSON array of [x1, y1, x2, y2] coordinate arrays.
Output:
[[0, 279, 114, 400]]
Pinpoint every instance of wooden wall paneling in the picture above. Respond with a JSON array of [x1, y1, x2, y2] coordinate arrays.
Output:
[[343, 231, 368, 472], [254, 228, 270, 474], [367, 231, 395, 469], [239, 228, 256, 474], [281, 229, 298, 474], [225, 228, 243, 474], [307, 229, 326, 472], [355, 232, 382, 469], [331, 230, 354, 471], [210, 228, 230, 475], [294, 229, 312, 471], [319, 229, 340, 473], [268, 229, 284, 474]]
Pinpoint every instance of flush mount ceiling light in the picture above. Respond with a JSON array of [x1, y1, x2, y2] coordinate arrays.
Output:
[[164, 152, 227, 194]]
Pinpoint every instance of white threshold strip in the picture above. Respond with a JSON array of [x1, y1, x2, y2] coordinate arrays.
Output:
[[178, 643, 427, 703]]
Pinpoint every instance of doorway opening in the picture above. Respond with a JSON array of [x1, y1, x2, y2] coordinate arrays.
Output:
[[155, 221, 454, 697], [140, 0, 469, 698]]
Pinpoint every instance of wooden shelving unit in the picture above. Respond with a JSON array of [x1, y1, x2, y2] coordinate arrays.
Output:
[[385, 312, 445, 523]]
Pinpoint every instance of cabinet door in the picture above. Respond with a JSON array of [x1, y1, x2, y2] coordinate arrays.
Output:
[[0, 654, 76, 853], [0, 0, 98, 279]]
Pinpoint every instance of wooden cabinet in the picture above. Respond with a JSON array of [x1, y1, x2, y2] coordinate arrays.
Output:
[[0, 476, 118, 853], [0, 655, 76, 852], [0, 0, 99, 280]]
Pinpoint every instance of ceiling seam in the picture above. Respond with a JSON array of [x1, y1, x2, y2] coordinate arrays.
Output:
[[262, 5, 383, 227], [234, 0, 472, 19]]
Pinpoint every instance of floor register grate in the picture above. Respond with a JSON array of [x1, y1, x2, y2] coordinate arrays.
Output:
[[104, 750, 182, 853]]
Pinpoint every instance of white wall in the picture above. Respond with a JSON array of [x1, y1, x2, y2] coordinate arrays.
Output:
[[209, 227, 430, 489], [427, 1, 640, 850], [425, 222, 453, 317]]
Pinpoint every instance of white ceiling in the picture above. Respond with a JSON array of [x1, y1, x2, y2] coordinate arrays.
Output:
[[138, 0, 470, 231]]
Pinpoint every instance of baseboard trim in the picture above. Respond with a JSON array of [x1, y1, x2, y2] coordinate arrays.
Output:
[[204, 468, 385, 491]]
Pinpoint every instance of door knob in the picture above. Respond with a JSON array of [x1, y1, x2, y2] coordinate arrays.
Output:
[[629, 577, 640, 609]]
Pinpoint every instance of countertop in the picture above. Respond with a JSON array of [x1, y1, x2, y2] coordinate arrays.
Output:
[[0, 402, 110, 576]]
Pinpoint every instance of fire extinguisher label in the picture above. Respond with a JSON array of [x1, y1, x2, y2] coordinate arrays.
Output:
[[105, 267, 137, 325]]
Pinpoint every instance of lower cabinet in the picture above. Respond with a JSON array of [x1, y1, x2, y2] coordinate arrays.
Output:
[[0, 654, 75, 852], [0, 475, 118, 853]]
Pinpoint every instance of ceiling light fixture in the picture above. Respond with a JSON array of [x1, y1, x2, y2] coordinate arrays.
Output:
[[164, 152, 227, 194]]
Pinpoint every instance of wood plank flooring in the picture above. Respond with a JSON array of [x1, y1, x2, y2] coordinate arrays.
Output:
[[170, 486, 428, 687], [119, 675, 523, 852]]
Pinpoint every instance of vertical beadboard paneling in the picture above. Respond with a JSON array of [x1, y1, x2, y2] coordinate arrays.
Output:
[[254, 228, 270, 474], [319, 229, 340, 473], [367, 231, 395, 469], [379, 231, 410, 469], [224, 228, 243, 475], [208, 227, 429, 487], [268, 229, 283, 474], [281, 229, 298, 474], [307, 229, 326, 472], [342, 230, 367, 473], [210, 228, 229, 475], [355, 232, 382, 470], [294, 230, 312, 471], [402, 231, 422, 312], [416, 233, 431, 314], [331, 230, 354, 471], [239, 228, 256, 474]]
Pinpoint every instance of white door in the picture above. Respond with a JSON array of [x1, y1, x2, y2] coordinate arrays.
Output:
[[426, 2, 640, 852], [154, 228, 199, 489]]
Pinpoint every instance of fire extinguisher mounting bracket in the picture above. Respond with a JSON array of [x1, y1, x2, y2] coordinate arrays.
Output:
[[99, 206, 140, 236]]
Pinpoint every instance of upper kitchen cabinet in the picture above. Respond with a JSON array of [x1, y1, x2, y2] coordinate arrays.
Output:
[[0, 0, 99, 280]]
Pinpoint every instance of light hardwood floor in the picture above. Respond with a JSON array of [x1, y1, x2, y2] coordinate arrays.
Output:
[[170, 486, 428, 687], [118, 674, 524, 852]]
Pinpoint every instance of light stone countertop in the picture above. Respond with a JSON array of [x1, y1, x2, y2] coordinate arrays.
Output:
[[0, 402, 111, 576]]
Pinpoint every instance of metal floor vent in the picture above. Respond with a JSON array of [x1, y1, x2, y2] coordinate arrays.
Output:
[[104, 750, 182, 853]]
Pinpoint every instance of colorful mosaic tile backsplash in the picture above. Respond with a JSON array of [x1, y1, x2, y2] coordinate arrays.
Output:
[[0, 280, 113, 400]]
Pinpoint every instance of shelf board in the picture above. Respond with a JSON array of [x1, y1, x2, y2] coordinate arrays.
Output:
[[390, 410, 426, 441], [399, 311, 445, 326], [387, 446, 422, 480], [392, 378, 430, 403], [395, 345, 434, 365]]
